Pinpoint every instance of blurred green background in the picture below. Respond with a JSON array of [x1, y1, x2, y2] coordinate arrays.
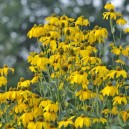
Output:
[[0, 0, 129, 87]]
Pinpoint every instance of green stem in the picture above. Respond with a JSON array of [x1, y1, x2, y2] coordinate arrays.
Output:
[[96, 87, 99, 116], [110, 19, 116, 46], [39, 74, 44, 97], [119, 25, 122, 41], [5, 75, 7, 92]]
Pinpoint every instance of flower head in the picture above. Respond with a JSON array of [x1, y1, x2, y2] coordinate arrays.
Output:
[[116, 17, 127, 25], [103, 11, 122, 20], [113, 95, 127, 105], [75, 115, 91, 128], [104, 3, 115, 11], [101, 83, 118, 96]]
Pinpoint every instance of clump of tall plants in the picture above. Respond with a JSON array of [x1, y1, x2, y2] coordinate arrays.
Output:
[[0, 3, 129, 129]]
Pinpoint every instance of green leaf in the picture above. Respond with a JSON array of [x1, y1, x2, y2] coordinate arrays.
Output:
[[6, 102, 17, 114]]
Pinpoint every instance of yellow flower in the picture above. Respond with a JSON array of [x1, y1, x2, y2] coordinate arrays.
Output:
[[29, 52, 49, 71], [45, 15, 59, 25], [59, 82, 64, 90], [64, 26, 76, 36], [27, 25, 45, 38], [121, 110, 129, 122], [20, 112, 34, 127], [92, 117, 107, 124], [74, 31, 84, 42], [58, 116, 74, 128], [32, 106, 43, 118], [2, 90, 21, 102], [23, 94, 41, 107], [84, 30, 96, 44], [0, 76, 7, 87], [49, 31, 60, 40], [39, 99, 52, 108], [103, 11, 122, 20], [113, 95, 127, 105], [116, 68, 127, 78], [92, 65, 109, 75], [75, 115, 91, 128], [69, 71, 89, 86], [20, 90, 33, 100], [36, 54, 49, 70], [122, 46, 129, 56], [75, 16, 90, 26], [91, 65, 108, 87], [0, 123, 2, 128], [59, 15, 69, 28], [28, 52, 37, 63], [81, 55, 101, 65], [0, 65, 14, 76], [94, 27, 108, 43], [49, 53, 65, 71], [39, 31, 60, 53], [111, 45, 124, 55], [116, 17, 127, 25], [79, 46, 97, 57], [115, 59, 126, 65], [124, 28, 129, 33], [101, 83, 118, 96], [29, 66, 37, 73], [43, 103, 58, 113], [102, 108, 110, 115], [106, 67, 127, 79], [104, 3, 114, 11], [34, 121, 50, 129], [27, 122, 35, 129], [93, 75, 106, 86], [49, 40, 57, 53], [102, 106, 118, 115], [111, 106, 118, 115], [17, 77, 30, 89], [31, 74, 40, 84], [14, 103, 28, 114], [44, 111, 57, 122], [76, 89, 92, 101]]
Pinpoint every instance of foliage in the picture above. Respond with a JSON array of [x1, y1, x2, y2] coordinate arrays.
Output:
[[1, 3, 129, 129]]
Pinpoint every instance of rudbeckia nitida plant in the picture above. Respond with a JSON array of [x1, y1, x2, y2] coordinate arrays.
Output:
[[1, 3, 129, 129]]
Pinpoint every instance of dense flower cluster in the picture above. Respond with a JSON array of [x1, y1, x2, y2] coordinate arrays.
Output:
[[1, 3, 129, 129]]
